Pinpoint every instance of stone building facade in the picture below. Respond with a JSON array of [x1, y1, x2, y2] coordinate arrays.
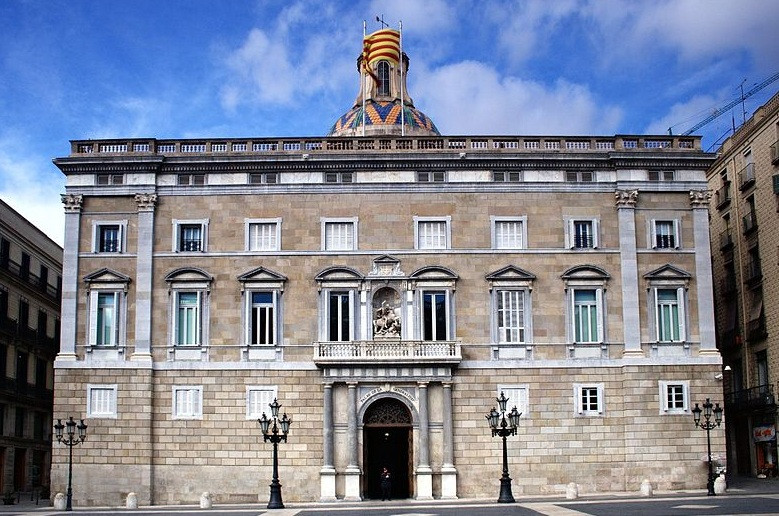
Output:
[[707, 90, 779, 478], [52, 30, 723, 506], [0, 199, 62, 496]]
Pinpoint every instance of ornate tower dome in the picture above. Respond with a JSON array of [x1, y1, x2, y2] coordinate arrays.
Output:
[[328, 28, 439, 137]]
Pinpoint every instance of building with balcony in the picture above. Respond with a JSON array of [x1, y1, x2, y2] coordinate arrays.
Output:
[[0, 199, 62, 497], [708, 89, 779, 478], [51, 29, 722, 506]]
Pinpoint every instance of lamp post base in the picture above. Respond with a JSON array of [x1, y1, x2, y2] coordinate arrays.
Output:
[[267, 480, 284, 509], [497, 475, 515, 503]]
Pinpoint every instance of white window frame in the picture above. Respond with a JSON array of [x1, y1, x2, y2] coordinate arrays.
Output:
[[246, 385, 278, 419], [91, 220, 128, 253], [172, 386, 203, 419], [325, 289, 355, 341], [86, 384, 118, 419], [420, 289, 451, 341], [569, 288, 604, 344], [173, 291, 204, 347], [495, 289, 528, 344], [565, 218, 599, 249], [88, 290, 123, 347], [414, 216, 451, 250], [172, 219, 209, 252], [574, 383, 604, 416], [245, 290, 279, 346], [321, 217, 358, 251], [496, 384, 529, 420], [245, 218, 281, 251], [491, 216, 527, 250], [658, 380, 690, 414], [652, 287, 687, 343], [649, 219, 681, 250]]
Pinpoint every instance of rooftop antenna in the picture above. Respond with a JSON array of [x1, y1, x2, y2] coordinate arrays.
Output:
[[376, 15, 389, 28]]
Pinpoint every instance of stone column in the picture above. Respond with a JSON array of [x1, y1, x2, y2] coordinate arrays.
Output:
[[344, 382, 361, 501], [616, 190, 644, 357], [57, 194, 83, 360], [690, 191, 718, 355], [132, 193, 157, 361], [440, 381, 458, 498], [320, 382, 337, 501], [416, 382, 433, 499]]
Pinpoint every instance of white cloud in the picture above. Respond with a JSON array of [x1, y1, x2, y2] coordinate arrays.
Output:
[[367, 0, 457, 35], [644, 94, 723, 136], [413, 60, 622, 135], [0, 135, 64, 246]]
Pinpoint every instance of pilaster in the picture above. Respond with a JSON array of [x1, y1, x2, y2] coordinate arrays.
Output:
[[615, 190, 643, 357], [344, 382, 361, 501], [415, 382, 433, 500], [57, 194, 82, 360], [690, 190, 719, 355], [440, 382, 458, 499], [320, 382, 337, 501], [132, 193, 157, 361]]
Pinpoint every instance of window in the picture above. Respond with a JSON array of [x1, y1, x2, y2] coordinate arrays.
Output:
[[493, 171, 521, 182], [415, 217, 450, 250], [574, 383, 604, 416], [651, 220, 680, 249], [85, 269, 130, 352], [165, 268, 213, 357], [648, 170, 674, 181], [496, 385, 529, 418], [496, 290, 525, 343], [246, 386, 278, 419], [377, 61, 391, 96], [492, 217, 526, 249], [92, 221, 127, 253], [238, 267, 286, 358], [572, 289, 601, 343], [249, 172, 278, 184], [177, 174, 205, 186], [176, 292, 202, 346], [324, 172, 353, 183], [246, 219, 281, 251], [417, 171, 446, 182], [96, 174, 124, 185], [655, 288, 685, 342], [659, 381, 689, 414], [328, 291, 353, 341], [322, 218, 357, 251], [487, 266, 535, 356], [173, 220, 208, 252], [422, 291, 449, 341], [567, 219, 598, 249], [172, 386, 203, 419], [248, 292, 275, 345], [566, 171, 594, 182], [87, 385, 118, 418]]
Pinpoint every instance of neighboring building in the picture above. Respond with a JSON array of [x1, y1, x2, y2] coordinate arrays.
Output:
[[0, 199, 61, 496], [52, 29, 722, 506], [707, 90, 779, 478]]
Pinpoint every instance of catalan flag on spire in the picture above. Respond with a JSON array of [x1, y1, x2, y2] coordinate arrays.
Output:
[[362, 28, 401, 83]]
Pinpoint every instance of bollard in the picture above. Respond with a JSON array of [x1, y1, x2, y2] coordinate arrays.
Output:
[[53, 493, 67, 511], [640, 479, 653, 497], [200, 492, 212, 509], [714, 474, 726, 495], [126, 492, 138, 509], [565, 482, 578, 499]]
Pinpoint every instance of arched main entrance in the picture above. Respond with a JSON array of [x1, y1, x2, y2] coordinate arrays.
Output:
[[363, 397, 412, 499]]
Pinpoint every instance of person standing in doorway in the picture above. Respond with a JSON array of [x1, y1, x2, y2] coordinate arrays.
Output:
[[380, 466, 392, 501]]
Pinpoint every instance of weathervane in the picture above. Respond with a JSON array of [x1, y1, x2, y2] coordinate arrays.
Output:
[[376, 15, 389, 29]]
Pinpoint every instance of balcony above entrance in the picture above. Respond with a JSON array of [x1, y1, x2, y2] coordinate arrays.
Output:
[[314, 340, 461, 366]]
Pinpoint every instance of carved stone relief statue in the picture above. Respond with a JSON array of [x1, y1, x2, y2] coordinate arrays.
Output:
[[373, 287, 401, 338]]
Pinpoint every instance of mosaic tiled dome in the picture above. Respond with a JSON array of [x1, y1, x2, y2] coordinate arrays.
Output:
[[328, 100, 440, 137]]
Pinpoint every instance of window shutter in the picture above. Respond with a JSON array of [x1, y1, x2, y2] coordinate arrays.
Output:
[[661, 383, 669, 412], [565, 219, 573, 248], [112, 292, 120, 346], [348, 290, 355, 341], [595, 289, 604, 343], [88, 292, 98, 346], [91, 224, 98, 253], [597, 385, 604, 414], [653, 288, 660, 342], [244, 291, 251, 346], [649, 219, 657, 249], [576, 386, 583, 414], [592, 219, 600, 248], [195, 291, 203, 346], [569, 289, 575, 343], [677, 287, 686, 342], [682, 382, 689, 412], [673, 219, 681, 249]]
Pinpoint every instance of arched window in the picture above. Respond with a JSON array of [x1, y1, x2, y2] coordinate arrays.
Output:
[[377, 61, 391, 96]]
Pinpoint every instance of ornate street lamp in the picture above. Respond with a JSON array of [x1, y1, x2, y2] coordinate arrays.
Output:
[[486, 391, 521, 503], [258, 398, 292, 509], [54, 417, 87, 511], [692, 398, 723, 496]]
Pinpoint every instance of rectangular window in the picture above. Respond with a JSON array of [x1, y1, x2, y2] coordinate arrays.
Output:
[[247, 220, 280, 251], [496, 385, 529, 418], [249, 172, 278, 184], [653, 220, 679, 249], [493, 219, 525, 249], [249, 292, 275, 345], [493, 171, 521, 182], [176, 292, 201, 346], [173, 386, 203, 419], [572, 220, 595, 248], [177, 174, 206, 186], [497, 290, 524, 343], [574, 383, 604, 416], [246, 386, 278, 419], [96, 292, 118, 346], [648, 170, 674, 181], [87, 385, 118, 418], [566, 171, 594, 182], [99, 225, 121, 252], [416, 219, 449, 249], [325, 172, 353, 183], [179, 224, 202, 251], [656, 288, 685, 342], [573, 289, 600, 343], [323, 220, 357, 251], [417, 171, 446, 182], [422, 291, 448, 341], [659, 381, 689, 413], [328, 291, 352, 342], [96, 174, 124, 185]]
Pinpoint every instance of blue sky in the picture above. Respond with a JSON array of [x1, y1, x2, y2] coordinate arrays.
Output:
[[1, 0, 778, 246]]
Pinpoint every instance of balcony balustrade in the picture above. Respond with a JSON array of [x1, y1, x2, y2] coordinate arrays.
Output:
[[739, 162, 756, 190], [715, 185, 731, 210], [742, 211, 758, 234], [314, 339, 461, 366], [771, 141, 779, 164], [0, 257, 60, 300], [725, 384, 775, 413], [744, 258, 763, 284], [719, 229, 733, 250]]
